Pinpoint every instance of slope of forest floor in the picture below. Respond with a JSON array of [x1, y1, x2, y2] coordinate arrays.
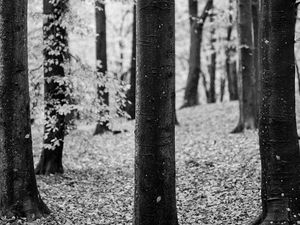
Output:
[[7, 100, 268, 225]]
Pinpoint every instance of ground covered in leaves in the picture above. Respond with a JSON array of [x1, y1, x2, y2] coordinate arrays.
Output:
[[5, 101, 266, 224]]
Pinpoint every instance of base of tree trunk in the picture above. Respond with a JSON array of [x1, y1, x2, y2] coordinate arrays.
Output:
[[93, 122, 110, 135], [0, 196, 50, 221], [179, 100, 199, 110], [249, 213, 264, 225], [35, 148, 64, 175], [231, 119, 256, 133]]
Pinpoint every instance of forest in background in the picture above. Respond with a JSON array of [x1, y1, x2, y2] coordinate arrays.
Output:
[[1, 0, 300, 224]]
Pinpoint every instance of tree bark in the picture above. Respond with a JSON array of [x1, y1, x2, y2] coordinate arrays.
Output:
[[226, 0, 238, 101], [207, 3, 216, 104], [134, 1, 178, 224], [258, 1, 300, 224], [232, 0, 257, 133], [252, 0, 260, 126], [181, 0, 213, 109], [94, 0, 110, 135], [125, 4, 136, 120], [36, 0, 69, 175], [0, 0, 50, 219]]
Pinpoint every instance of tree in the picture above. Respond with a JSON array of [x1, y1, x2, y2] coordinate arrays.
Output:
[[232, 0, 256, 133], [124, 4, 136, 120], [134, 0, 178, 224], [94, 0, 110, 135], [0, 0, 50, 218], [207, 2, 216, 104], [256, 1, 300, 224], [181, 0, 213, 109], [225, 0, 238, 101], [35, 0, 70, 175]]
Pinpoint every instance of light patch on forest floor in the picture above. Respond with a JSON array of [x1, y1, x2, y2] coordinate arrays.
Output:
[[6, 101, 272, 224]]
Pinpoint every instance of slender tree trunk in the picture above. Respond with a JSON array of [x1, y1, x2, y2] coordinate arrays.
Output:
[[134, 1, 178, 224], [232, 0, 256, 133], [252, 0, 260, 126], [226, 0, 238, 101], [220, 76, 226, 102], [181, 0, 213, 109], [94, 0, 110, 135], [125, 4, 136, 120], [257, 1, 300, 224], [0, 0, 50, 219], [36, 0, 69, 175], [207, 3, 216, 104]]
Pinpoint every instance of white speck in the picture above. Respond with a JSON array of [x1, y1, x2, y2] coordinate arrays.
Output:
[[25, 134, 30, 138], [156, 196, 161, 203]]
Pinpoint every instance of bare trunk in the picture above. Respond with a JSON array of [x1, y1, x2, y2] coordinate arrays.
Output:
[[134, 1, 178, 224], [125, 5, 136, 120], [94, 1, 110, 135], [181, 0, 213, 109], [207, 3, 216, 104], [232, 0, 256, 133], [36, 0, 69, 175], [258, 1, 300, 224], [226, 0, 238, 101], [0, 0, 50, 219]]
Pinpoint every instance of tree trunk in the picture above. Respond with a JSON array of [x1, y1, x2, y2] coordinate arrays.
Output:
[[258, 1, 300, 224], [94, 0, 110, 135], [252, 0, 260, 126], [125, 4, 136, 120], [232, 0, 256, 133], [0, 0, 50, 219], [207, 3, 216, 104], [36, 0, 69, 175], [181, 0, 213, 109], [226, 0, 238, 101], [134, 1, 178, 224]]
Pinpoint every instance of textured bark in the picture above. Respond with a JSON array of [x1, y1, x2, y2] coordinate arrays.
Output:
[[134, 1, 178, 224], [181, 0, 213, 109], [94, 1, 110, 135], [0, 0, 50, 218], [36, 0, 69, 175], [252, 0, 260, 125], [226, 0, 238, 101], [125, 5, 136, 120], [258, 1, 300, 224], [232, 0, 256, 133], [207, 3, 216, 104]]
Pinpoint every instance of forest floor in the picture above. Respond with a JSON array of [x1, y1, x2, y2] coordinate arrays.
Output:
[[9, 101, 266, 225]]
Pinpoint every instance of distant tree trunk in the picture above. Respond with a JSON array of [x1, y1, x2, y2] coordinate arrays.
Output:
[[257, 1, 300, 224], [181, 0, 213, 109], [134, 0, 178, 224], [220, 76, 225, 102], [94, 0, 110, 135], [35, 0, 69, 175], [0, 0, 50, 219], [125, 4, 136, 120], [232, 0, 256, 133], [252, 0, 260, 125], [207, 3, 216, 104], [226, 0, 238, 101]]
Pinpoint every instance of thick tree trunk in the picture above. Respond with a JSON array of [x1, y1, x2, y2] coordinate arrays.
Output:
[[207, 3, 216, 104], [0, 0, 50, 219], [226, 0, 238, 101], [94, 1, 110, 135], [134, 1, 178, 224], [181, 0, 213, 109], [232, 0, 256, 133], [125, 5, 136, 120], [258, 1, 300, 224], [36, 0, 69, 175]]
